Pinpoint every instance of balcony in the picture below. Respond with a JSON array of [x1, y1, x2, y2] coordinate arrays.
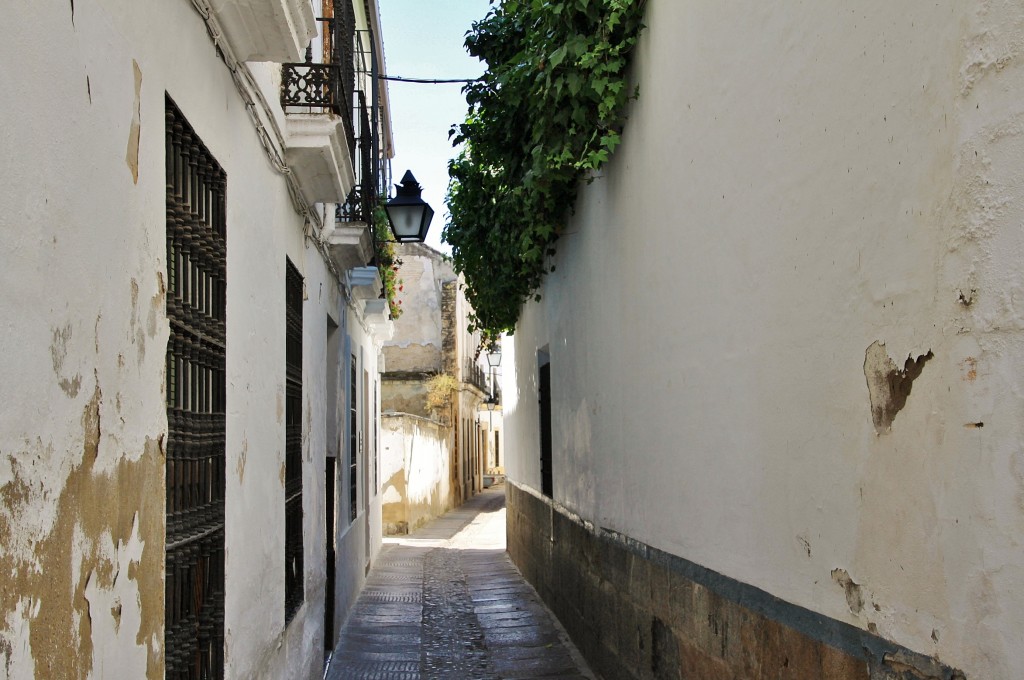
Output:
[[335, 90, 375, 226], [327, 222, 373, 272], [280, 18, 391, 276], [280, 3, 358, 205], [329, 36, 392, 274], [464, 359, 489, 395], [348, 266, 382, 300], [280, 46, 355, 154], [208, 0, 316, 63], [282, 113, 355, 205], [323, 92, 377, 273]]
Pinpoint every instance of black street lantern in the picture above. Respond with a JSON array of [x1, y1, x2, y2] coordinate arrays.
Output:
[[384, 170, 434, 243]]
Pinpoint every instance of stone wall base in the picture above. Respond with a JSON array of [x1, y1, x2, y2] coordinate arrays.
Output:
[[505, 482, 964, 680]]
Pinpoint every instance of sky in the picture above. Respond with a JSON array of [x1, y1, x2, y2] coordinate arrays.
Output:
[[377, 0, 492, 253]]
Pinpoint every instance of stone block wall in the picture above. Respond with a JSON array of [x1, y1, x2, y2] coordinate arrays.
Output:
[[506, 482, 964, 680], [440, 280, 457, 376]]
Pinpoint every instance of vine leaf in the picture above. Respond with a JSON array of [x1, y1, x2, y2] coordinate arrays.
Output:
[[549, 44, 568, 69]]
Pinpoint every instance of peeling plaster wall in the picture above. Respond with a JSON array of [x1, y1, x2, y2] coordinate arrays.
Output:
[[0, 0, 362, 678], [0, 1, 176, 676], [382, 244, 455, 374], [382, 381, 431, 419], [380, 245, 459, 432], [504, 1, 1024, 677], [379, 415, 453, 534]]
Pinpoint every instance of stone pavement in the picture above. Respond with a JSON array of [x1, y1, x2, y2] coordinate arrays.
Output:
[[326, 485, 595, 680]]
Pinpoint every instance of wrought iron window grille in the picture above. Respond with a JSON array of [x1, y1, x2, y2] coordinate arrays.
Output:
[[165, 94, 227, 680], [349, 355, 358, 523], [284, 259, 305, 623]]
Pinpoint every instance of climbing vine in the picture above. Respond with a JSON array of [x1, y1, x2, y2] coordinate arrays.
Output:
[[444, 0, 647, 342], [374, 204, 404, 319]]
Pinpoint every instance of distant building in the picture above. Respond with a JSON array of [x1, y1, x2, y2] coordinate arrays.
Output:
[[0, 1, 399, 677], [502, 2, 1024, 679], [380, 244, 496, 534]]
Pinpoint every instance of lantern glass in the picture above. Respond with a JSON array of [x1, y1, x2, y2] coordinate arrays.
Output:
[[387, 204, 425, 240]]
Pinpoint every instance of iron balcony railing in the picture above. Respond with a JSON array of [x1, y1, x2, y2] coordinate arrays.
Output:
[[337, 28, 389, 228], [337, 90, 374, 225], [464, 359, 489, 394]]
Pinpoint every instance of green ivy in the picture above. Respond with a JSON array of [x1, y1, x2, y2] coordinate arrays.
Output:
[[373, 204, 404, 319], [444, 0, 647, 342]]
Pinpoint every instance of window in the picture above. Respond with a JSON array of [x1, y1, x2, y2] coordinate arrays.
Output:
[[372, 380, 378, 495], [539, 350, 553, 498], [284, 259, 304, 622], [164, 95, 227, 679], [324, 456, 336, 650], [324, 317, 339, 647], [349, 353, 358, 522]]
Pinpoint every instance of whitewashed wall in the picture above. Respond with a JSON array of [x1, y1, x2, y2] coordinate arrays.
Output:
[[504, 1, 1024, 677], [380, 414, 452, 533]]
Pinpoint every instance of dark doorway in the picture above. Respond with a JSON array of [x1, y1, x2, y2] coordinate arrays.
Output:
[[325, 457, 336, 653], [539, 352, 553, 498]]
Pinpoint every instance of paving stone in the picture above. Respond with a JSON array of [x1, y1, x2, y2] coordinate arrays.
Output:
[[326, 486, 594, 680]]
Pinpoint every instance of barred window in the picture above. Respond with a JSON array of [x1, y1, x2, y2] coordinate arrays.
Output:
[[164, 95, 226, 680], [349, 354, 358, 523], [284, 259, 304, 622]]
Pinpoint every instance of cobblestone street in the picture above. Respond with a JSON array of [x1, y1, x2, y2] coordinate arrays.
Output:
[[326, 486, 594, 680]]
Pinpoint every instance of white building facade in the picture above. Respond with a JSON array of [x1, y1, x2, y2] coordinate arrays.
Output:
[[0, 0, 395, 677], [503, 2, 1024, 679]]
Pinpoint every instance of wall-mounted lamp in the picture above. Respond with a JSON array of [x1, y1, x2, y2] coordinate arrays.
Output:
[[485, 344, 501, 413], [384, 170, 434, 243]]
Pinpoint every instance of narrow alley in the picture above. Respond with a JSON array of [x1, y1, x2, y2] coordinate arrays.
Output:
[[4, 0, 1023, 677], [326, 486, 593, 680]]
